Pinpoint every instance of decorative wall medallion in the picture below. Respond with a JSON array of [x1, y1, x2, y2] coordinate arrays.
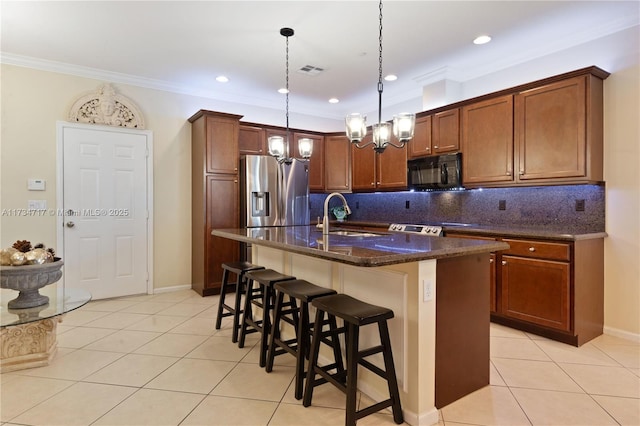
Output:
[[68, 83, 145, 129]]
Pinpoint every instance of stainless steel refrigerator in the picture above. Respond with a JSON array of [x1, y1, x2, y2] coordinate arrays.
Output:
[[240, 155, 309, 259]]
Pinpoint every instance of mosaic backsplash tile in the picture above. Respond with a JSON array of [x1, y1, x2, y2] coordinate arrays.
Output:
[[310, 185, 605, 231]]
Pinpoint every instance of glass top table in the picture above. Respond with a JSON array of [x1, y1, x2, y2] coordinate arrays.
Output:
[[1, 284, 92, 328]]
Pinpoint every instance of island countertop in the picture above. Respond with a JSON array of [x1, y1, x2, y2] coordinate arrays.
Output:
[[212, 226, 509, 267]]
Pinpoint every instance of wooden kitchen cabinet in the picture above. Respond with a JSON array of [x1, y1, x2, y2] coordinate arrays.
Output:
[[432, 108, 460, 154], [190, 112, 240, 175], [515, 74, 604, 183], [324, 134, 351, 192], [351, 134, 408, 191], [408, 115, 432, 158], [461, 95, 514, 185], [294, 132, 324, 192], [239, 124, 266, 155], [189, 110, 241, 296], [446, 231, 603, 346]]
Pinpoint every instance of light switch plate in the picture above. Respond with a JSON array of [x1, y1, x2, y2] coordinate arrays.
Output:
[[28, 200, 47, 210], [28, 179, 46, 191]]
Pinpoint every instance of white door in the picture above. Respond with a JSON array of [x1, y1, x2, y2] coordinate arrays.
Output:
[[59, 123, 152, 299]]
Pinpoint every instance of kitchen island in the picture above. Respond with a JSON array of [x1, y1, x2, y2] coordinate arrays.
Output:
[[212, 226, 509, 426]]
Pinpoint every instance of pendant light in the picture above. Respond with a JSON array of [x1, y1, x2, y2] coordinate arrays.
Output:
[[268, 27, 313, 163], [345, 0, 415, 153]]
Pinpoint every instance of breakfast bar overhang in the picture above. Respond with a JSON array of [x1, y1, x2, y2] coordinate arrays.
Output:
[[212, 226, 509, 426]]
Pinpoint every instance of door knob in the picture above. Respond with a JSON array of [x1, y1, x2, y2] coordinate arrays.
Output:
[[66, 221, 75, 228]]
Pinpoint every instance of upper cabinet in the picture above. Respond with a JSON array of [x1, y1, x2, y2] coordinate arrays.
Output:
[[460, 67, 607, 188], [408, 115, 432, 158], [190, 111, 240, 175], [461, 95, 514, 185], [351, 134, 408, 192], [239, 125, 266, 155], [324, 134, 351, 192], [294, 132, 325, 192], [515, 74, 603, 184], [432, 108, 460, 154]]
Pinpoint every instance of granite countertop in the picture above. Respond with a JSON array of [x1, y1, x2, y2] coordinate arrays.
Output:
[[340, 221, 607, 242], [212, 226, 509, 267]]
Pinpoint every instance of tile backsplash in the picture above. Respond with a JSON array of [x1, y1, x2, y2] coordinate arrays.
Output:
[[310, 185, 605, 231]]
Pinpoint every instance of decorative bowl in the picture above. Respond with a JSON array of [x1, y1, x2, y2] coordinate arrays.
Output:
[[0, 259, 63, 308]]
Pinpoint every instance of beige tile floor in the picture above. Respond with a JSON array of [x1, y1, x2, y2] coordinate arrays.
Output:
[[1, 289, 638, 425]]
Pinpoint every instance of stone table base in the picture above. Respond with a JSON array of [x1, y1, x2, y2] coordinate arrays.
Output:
[[0, 318, 58, 373]]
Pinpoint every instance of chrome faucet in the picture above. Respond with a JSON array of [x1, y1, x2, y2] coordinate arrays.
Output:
[[322, 192, 352, 235]]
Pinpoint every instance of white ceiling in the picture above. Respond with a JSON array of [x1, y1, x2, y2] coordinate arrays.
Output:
[[1, 1, 638, 121]]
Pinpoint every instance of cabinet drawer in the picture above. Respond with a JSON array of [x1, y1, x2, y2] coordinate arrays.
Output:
[[502, 239, 570, 261]]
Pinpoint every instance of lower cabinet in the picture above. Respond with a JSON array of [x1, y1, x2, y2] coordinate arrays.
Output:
[[447, 232, 603, 346], [501, 255, 570, 331]]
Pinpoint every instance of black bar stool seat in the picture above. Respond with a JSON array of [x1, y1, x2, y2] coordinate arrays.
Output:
[[303, 294, 403, 426], [215, 261, 265, 343], [265, 279, 338, 399], [238, 268, 295, 367]]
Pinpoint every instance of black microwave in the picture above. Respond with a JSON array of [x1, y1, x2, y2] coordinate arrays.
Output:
[[407, 152, 463, 191]]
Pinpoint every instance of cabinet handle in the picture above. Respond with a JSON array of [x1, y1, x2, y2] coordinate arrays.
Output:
[[434, 145, 439, 149], [519, 170, 524, 175], [489, 258, 494, 264], [376, 182, 380, 185], [528, 247, 536, 252], [371, 182, 375, 186], [234, 180, 238, 183], [506, 172, 511, 176], [501, 260, 507, 266]]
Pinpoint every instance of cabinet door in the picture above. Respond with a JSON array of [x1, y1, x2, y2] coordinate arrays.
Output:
[[501, 255, 570, 331], [324, 135, 351, 192], [515, 75, 586, 181], [461, 95, 514, 185], [376, 142, 408, 190], [350, 135, 376, 191], [433, 108, 460, 153], [205, 115, 239, 175], [408, 115, 432, 158], [239, 125, 266, 155], [206, 174, 239, 292], [294, 132, 324, 192]]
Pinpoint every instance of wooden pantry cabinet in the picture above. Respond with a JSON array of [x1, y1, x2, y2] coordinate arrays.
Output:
[[189, 110, 241, 296], [447, 232, 604, 346]]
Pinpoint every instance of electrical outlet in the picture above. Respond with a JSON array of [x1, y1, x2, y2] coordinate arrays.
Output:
[[498, 200, 506, 210], [423, 279, 434, 302], [575, 199, 585, 211], [405, 200, 410, 209], [356, 201, 360, 209]]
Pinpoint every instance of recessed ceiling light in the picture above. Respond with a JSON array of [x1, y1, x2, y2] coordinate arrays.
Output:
[[473, 35, 492, 45], [278, 88, 289, 94], [216, 75, 229, 83], [384, 74, 398, 81], [329, 98, 339, 104]]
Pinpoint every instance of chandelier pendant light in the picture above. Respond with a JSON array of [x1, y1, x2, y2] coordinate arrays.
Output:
[[268, 27, 313, 163], [345, 0, 415, 153]]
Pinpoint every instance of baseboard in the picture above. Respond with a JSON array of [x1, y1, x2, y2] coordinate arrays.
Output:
[[152, 284, 192, 294], [603, 325, 640, 343]]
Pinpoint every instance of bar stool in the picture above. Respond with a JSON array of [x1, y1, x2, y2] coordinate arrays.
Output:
[[265, 279, 339, 400], [303, 294, 403, 426], [238, 268, 295, 367], [215, 261, 265, 343]]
